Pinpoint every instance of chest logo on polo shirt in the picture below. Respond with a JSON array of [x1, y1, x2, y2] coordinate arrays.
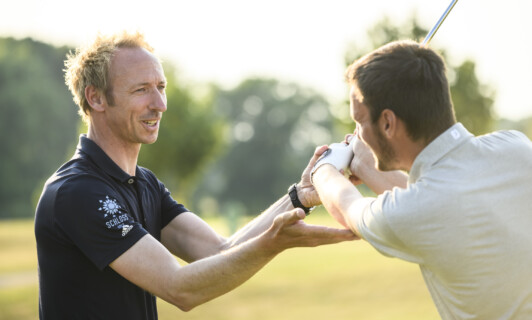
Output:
[[98, 195, 131, 236]]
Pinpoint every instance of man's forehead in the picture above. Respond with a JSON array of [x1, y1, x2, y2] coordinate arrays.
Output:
[[110, 47, 165, 83], [349, 84, 369, 121], [349, 84, 363, 101], [113, 46, 159, 62]]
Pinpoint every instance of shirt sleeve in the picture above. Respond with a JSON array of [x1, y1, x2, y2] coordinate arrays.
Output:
[[54, 174, 148, 270], [354, 187, 424, 264], [158, 180, 189, 228]]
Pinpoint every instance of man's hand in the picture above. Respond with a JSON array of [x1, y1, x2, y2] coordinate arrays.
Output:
[[311, 143, 354, 180], [297, 145, 329, 208], [345, 130, 408, 194], [261, 208, 357, 254], [345, 131, 377, 186]]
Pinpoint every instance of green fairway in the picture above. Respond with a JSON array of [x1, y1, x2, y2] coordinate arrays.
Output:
[[0, 211, 439, 320]]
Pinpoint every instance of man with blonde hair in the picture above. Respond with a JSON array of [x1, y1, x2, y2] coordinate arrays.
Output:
[[35, 31, 354, 319]]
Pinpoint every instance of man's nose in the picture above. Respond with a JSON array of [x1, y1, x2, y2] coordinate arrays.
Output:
[[150, 89, 167, 112]]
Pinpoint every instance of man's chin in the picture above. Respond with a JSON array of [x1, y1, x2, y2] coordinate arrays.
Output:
[[141, 134, 159, 145]]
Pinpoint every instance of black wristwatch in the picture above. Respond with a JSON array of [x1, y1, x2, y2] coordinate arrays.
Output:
[[288, 183, 313, 215]]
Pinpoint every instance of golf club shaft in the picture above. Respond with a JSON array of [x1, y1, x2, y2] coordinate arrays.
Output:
[[421, 0, 459, 47]]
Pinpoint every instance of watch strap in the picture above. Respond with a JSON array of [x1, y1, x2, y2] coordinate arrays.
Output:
[[288, 183, 312, 215]]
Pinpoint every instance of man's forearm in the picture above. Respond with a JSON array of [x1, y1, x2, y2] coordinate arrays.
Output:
[[114, 208, 354, 313], [361, 168, 408, 195], [313, 165, 364, 234], [349, 135, 408, 194], [224, 195, 293, 248], [167, 206, 354, 310], [114, 232, 280, 312], [170, 233, 278, 310]]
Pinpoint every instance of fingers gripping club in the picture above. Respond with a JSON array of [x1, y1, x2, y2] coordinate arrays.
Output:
[[311, 143, 354, 184]]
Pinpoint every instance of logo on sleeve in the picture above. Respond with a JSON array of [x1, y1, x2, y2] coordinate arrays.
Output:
[[98, 196, 132, 236], [99, 196, 121, 217], [121, 224, 133, 236]]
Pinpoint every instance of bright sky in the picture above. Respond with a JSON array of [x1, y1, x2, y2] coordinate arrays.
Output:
[[2, 0, 531, 120]]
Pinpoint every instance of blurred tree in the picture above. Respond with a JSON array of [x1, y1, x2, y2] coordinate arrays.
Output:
[[340, 16, 495, 135], [193, 78, 338, 217], [0, 37, 78, 218], [497, 116, 532, 140], [451, 61, 495, 134], [138, 65, 224, 206]]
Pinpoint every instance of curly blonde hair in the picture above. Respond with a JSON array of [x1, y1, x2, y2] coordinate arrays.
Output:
[[64, 31, 155, 123]]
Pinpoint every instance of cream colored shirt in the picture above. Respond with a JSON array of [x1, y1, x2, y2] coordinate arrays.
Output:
[[355, 123, 532, 319]]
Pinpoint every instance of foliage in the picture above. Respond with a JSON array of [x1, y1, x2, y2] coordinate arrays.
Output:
[[497, 116, 532, 139], [0, 37, 78, 218], [138, 65, 224, 206], [341, 16, 495, 135], [451, 60, 495, 134], [193, 79, 339, 216]]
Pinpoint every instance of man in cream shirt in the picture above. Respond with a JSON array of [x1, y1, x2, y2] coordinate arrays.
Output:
[[309, 40, 532, 319]]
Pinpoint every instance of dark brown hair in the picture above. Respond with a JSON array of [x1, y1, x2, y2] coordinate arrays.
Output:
[[345, 40, 456, 143]]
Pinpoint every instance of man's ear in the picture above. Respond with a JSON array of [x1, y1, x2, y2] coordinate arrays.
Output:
[[379, 109, 397, 139], [85, 85, 106, 112]]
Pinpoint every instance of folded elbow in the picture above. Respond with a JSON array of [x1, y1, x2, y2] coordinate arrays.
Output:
[[168, 292, 201, 312], [176, 302, 195, 312]]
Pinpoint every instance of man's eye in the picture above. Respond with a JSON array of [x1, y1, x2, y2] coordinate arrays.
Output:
[[135, 88, 146, 93]]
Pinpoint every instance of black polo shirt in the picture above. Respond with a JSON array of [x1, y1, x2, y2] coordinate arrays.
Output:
[[35, 135, 188, 320]]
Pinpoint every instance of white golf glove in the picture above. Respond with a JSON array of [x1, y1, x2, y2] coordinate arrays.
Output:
[[311, 142, 354, 184]]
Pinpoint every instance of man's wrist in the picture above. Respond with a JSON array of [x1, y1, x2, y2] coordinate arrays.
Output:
[[311, 162, 335, 185], [287, 183, 313, 215]]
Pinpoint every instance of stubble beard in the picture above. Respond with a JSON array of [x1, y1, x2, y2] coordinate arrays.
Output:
[[374, 127, 397, 172]]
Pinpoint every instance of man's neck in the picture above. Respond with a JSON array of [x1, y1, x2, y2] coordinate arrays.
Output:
[[394, 137, 426, 173], [87, 125, 140, 176]]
